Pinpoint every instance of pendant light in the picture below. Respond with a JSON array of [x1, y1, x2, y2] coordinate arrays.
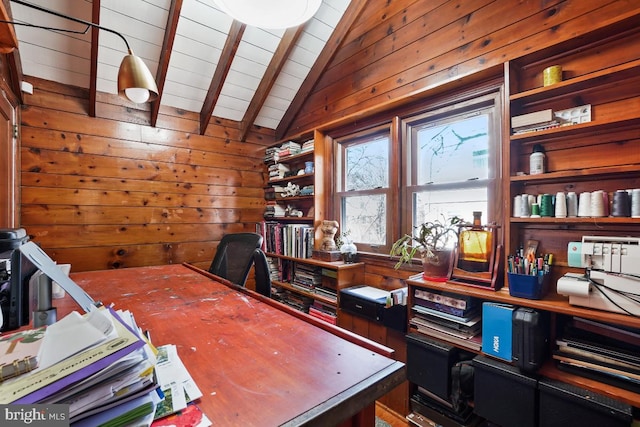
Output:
[[4, 0, 158, 103]]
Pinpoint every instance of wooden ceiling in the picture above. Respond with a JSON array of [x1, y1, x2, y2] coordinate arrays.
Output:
[[2, 0, 362, 140]]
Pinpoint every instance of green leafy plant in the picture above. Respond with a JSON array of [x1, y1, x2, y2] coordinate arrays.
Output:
[[390, 215, 464, 269]]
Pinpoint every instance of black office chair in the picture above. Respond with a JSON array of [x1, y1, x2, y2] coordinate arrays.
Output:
[[253, 248, 272, 298], [208, 232, 263, 286]]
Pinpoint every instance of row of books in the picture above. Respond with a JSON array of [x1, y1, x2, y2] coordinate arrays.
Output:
[[257, 221, 314, 258], [0, 307, 208, 426], [410, 286, 482, 352], [553, 316, 640, 394]]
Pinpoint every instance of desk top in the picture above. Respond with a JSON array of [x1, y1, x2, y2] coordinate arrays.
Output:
[[61, 264, 405, 426]]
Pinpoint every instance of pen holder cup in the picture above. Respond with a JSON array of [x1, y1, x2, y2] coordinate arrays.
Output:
[[508, 272, 550, 300]]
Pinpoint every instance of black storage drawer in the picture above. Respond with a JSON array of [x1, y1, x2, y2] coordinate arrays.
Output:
[[407, 333, 470, 401], [472, 355, 538, 427]]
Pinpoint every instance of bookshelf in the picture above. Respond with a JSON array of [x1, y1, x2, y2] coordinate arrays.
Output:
[[265, 252, 364, 324]]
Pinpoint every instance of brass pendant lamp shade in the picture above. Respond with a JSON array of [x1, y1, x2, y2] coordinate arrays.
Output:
[[5, 0, 159, 104], [118, 50, 159, 104]]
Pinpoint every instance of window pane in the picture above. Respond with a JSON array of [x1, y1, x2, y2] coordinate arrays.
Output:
[[417, 114, 489, 185], [342, 194, 386, 245], [414, 188, 488, 227], [345, 137, 389, 191]]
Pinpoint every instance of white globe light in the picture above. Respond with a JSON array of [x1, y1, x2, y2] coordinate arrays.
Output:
[[212, 0, 322, 29]]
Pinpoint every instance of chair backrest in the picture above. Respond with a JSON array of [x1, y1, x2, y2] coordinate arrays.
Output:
[[253, 248, 272, 298], [208, 232, 263, 286]]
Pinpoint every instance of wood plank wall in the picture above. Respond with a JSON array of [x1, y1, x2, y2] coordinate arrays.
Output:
[[285, 0, 640, 282], [19, 77, 273, 273], [288, 0, 640, 134]]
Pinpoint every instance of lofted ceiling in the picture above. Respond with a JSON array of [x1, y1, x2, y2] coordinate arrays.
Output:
[[4, 0, 356, 139]]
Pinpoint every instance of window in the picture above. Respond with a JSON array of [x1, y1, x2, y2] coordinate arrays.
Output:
[[334, 127, 392, 252], [332, 87, 502, 255], [405, 93, 501, 232]]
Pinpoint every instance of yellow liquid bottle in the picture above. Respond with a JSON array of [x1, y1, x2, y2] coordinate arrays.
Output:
[[457, 211, 493, 272]]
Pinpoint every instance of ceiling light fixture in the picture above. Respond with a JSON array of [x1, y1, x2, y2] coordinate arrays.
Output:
[[3, 0, 159, 103], [212, 0, 322, 30]]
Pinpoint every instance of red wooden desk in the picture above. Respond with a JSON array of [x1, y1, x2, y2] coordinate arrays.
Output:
[[59, 264, 405, 426]]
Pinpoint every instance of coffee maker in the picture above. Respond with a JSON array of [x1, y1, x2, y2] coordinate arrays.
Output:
[[0, 228, 37, 331]]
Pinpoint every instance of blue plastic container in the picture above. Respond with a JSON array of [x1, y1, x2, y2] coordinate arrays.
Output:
[[507, 272, 550, 300]]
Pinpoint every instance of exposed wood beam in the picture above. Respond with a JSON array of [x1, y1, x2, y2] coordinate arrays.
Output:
[[275, 0, 368, 140], [2, 0, 21, 104], [238, 26, 304, 142], [150, 0, 182, 127], [88, 0, 100, 117], [6, 48, 22, 104], [199, 20, 245, 135]]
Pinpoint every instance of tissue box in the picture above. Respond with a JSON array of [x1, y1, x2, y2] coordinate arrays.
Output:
[[481, 302, 515, 361]]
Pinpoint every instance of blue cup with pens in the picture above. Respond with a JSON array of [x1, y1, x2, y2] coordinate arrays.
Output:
[[507, 253, 552, 299]]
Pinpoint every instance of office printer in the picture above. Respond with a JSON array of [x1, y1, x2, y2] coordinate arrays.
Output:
[[340, 285, 389, 323], [557, 236, 640, 315]]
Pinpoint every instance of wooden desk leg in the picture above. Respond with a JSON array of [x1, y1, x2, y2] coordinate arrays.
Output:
[[337, 403, 375, 427]]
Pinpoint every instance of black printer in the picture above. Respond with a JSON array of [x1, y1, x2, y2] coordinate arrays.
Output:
[[339, 285, 389, 323]]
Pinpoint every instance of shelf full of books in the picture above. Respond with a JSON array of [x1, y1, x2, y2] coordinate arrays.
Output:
[[258, 221, 314, 259]]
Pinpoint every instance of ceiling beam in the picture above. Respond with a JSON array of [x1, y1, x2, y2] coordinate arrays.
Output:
[[275, 0, 369, 140], [2, 0, 22, 104], [88, 0, 100, 117], [199, 20, 245, 135], [238, 26, 304, 142], [150, 0, 182, 127]]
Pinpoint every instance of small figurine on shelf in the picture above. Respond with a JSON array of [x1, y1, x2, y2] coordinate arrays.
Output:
[[320, 220, 339, 251]]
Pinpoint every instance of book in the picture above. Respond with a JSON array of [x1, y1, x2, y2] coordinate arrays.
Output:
[[0, 326, 46, 381], [511, 109, 553, 128], [413, 288, 476, 310]]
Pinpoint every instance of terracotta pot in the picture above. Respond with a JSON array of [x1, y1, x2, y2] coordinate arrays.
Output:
[[422, 249, 453, 282]]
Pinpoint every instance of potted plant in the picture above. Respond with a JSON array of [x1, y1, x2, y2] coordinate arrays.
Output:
[[390, 215, 464, 281]]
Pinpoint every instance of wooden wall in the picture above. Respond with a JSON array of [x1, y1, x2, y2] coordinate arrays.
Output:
[[287, 0, 640, 134], [284, 0, 640, 277], [19, 77, 273, 272]]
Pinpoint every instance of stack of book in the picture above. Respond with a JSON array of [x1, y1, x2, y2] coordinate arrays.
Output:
[[410, 288, 482, 351], [264, 185, 285, 201], [554, 316, 640, 393], [300, 139, 314, 153], [314, 269, 338, 303], [268, 163, 290, 180], [308, 300, 337, 325], [264, 201, 286, 219], [264, 146, 279, 163], [277, 141, 302, 159], [292, 263, 322, 293], [272, 289, 313, 313], [511, 109, 566, 134]]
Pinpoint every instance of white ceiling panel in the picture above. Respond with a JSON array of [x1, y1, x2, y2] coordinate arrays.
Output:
[[9, 0, 352, 134]]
